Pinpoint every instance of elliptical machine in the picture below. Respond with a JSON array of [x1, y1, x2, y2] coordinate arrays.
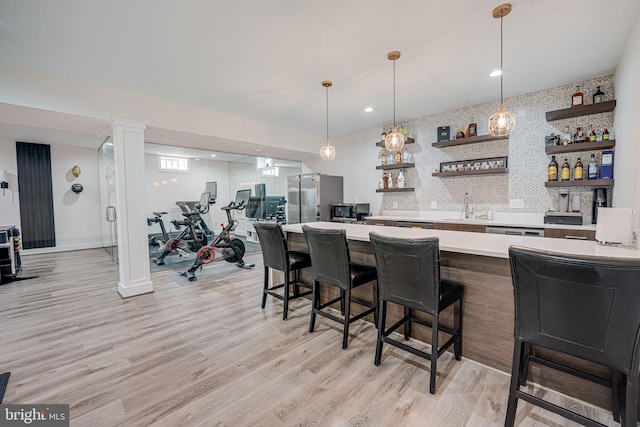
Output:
[[181, 189, 255, 281]]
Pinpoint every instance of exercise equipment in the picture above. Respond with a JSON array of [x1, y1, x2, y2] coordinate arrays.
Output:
[[147, 211, 169, 248], [153, 193, 211, 265], [181, 189, 255, 281]]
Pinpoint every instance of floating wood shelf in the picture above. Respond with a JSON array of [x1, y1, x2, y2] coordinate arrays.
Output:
[[375, 137, 415, 147], [545, 179, 614, 187], [432, 168, 508, 177], [431, 134, 508, 148], [545, 100, 616, 121], [375, 187, 415, 193], [545, 140, 615, 155], [376, 163, 415, 170]]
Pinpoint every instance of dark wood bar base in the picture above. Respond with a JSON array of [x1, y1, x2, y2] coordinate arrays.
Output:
[[287, 231, 626, 417]]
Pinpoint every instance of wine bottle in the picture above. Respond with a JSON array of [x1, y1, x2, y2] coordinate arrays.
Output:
[[561, 159, 571, 181], [574, 157, 584, 180], [571, 85, 584, 107], [548, 156, 558, 181], [587, 153, 598, 180], [593, 86, 605, 103]]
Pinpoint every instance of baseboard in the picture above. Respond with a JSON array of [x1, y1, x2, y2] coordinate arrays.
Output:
[[21, 242, 103, 255]]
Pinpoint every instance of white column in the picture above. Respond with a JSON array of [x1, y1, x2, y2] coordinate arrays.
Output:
[[111, 119, 153, 297]]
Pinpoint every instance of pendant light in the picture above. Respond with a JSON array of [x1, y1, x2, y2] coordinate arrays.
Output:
[[320, 80, 336, 161], [384, 51, 405, 152], [488, 4, 516, 136]]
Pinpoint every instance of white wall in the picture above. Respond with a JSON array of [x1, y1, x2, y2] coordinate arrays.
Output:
[[0, 138, 102, 252], [614, 10, 640, 211]]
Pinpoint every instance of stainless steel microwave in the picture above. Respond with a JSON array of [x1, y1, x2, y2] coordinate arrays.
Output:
[[331, 203, 370, 221]]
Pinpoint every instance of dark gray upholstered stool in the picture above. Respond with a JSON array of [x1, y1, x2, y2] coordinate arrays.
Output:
[[253, 222, 311, 320], [302, 225, 377, 349], [506, 246, 640, 427], [369, 232, 464, 394]]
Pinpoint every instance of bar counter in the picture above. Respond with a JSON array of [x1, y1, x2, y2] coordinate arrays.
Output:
[[282, 222, 640, 414]]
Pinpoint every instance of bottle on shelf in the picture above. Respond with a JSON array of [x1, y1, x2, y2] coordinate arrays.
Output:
[[380, 150, 387, 166], [603, 128, 610, 141], [548, 155, 558, 181], [593, 86, 605, 104], [573, 157, 584, 180], [395, 150, 402, 164], [562, 126, 571, 145], [397, 170, 406, 189], [561, 158, 571, 181], [378, 174, 385, 189], [587, 153, 599, 180], [402, 120, 410, 137], [402, 146, 410, 163], [382, 173, 389, 189], [456, 127, 466, 139], [589, 126, 597, 142], [571, 85, 584, 107], [573, 127, 583, 144], [468, 119, 477, 137]]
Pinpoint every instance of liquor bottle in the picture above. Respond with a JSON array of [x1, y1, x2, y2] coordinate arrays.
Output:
[[382, 173, 389, 189], [456, 127, 465, 139], [397, 170, 406, 189], [574, 157, 584, 180], [381, 126, 387, 143], [468, 119, 477, 137], [593, 86, 605, 103], [589, 127, 597, 142], [603, 128, 610, 140], [402, 146, 410, 163], [587, 153, 598, 179], [380, 150, 387, 166], [396, 150, 402, 164], [561, 159, 571, 181], [571, 85, 584, 107], [378, 174, 385, 189], [573, 127, 582, 144], [562, 126, 571, 145], [548, 156, 558, 181]]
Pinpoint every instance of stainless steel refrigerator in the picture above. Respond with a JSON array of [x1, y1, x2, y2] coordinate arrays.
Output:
[[287, 174, 343, 223]]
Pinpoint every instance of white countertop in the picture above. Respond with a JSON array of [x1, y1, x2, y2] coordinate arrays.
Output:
[[283, 222, 640, 260], [365, 211, 596, 231]]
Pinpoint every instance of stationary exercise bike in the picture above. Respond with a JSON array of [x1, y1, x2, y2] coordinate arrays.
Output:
[[153, 193, 210, 265], [147, 211, 170, 248], [181, 189, 255, 281]]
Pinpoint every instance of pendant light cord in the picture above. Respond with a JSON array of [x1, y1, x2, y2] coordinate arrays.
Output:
[[325, 86, 329, 142], [392, 59, 396, 128], [500, 15, 504, 106]]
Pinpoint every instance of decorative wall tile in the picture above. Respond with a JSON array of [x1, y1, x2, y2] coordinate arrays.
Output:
[[381, 75, 615, 223]]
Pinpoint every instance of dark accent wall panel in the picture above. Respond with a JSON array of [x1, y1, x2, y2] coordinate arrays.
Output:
[[16, 142, 56, 249]]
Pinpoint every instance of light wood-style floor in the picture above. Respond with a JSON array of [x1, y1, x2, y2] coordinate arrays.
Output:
[[0, 249, 620, 426]]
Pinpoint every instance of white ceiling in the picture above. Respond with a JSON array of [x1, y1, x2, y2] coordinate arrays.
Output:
[[0, 0, 639, 154]]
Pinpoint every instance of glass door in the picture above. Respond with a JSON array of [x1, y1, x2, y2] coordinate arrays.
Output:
[[98, 138, 118, 262]]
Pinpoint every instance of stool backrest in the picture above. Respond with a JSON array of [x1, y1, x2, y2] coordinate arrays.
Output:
[[302, 225, 351, 290], [509, 245, 640, 376], [370, 232, 440, 315], [253, 222, 288, 271]]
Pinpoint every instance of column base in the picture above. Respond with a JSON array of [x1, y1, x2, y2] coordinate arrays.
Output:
[[118, 279, 153, 298]]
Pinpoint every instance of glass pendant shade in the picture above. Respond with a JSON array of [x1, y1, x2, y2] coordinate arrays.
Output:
[[320, 141, 335, 161], [488, 105, 516, 136], [384, 127, 405, 152]]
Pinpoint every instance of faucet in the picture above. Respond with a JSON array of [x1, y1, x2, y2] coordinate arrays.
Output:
[[463, 192, 471, 219]]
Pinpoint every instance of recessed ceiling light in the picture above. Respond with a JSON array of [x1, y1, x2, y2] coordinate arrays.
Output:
[[210, 154, 216, 157], [195, 158, 200, 161], [489, 69, 502, 77], [364, 107, 374, 112], [255, 149, 262, 152]]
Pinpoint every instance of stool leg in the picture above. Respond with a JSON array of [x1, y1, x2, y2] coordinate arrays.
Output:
[[261, 266, 269, 309], [374, 301, 387, 366], [519, 343, 530, 386], [504, 340, 523, 427], [293, 270, 300, 297], [283, 268, 290, 320], [622, 375, 638, 427], [454, 299, 462, 361], [340, 289, 345, 315], [309, 281, 319, 333], [429, 313, 439, 394], [403, 306, 411, 340], [373, 282, 379, 329], [342, 289, 351, 349]]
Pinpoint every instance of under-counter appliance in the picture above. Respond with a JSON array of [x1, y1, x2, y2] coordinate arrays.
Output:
[[486, 226, 544, 237], [331, 203, 370, 222], [287, 174, 343, 223], [395, 221, 434, 229]]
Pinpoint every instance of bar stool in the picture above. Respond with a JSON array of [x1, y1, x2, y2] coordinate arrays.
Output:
[[253, 222, 311, 320], [302, 225, 377, 349], [506, 246, 640, 427], [369, 232, 464, 394]]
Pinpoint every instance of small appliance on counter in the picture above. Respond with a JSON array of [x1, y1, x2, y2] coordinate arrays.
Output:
[[595, 207, 635, 245], [592, 188, 607, 224], [544, 190, 582, 225], [331, 203, 371, 222]]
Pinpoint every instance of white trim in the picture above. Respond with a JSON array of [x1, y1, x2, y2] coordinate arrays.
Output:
[[21, 241, 103, 255]]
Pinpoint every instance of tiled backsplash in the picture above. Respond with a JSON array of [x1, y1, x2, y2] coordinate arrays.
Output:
[[381, 75, 615, 224]]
